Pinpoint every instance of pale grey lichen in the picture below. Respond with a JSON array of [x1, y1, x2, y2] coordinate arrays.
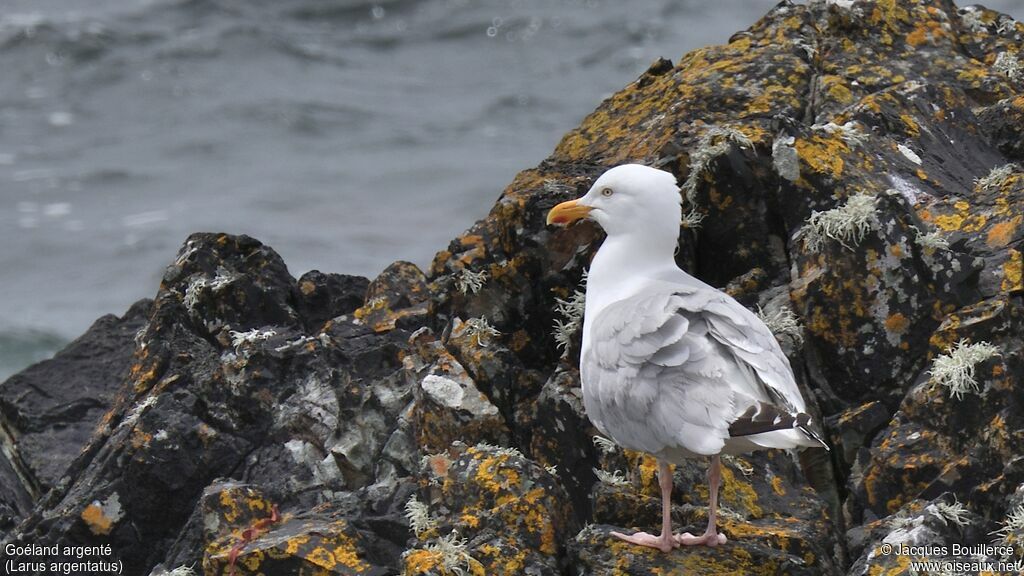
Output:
[[553, 270, 587, 358], [229, 328, 276, 352], [756, 305, 804, 346], [722, 454, 754, 477], [929, 339, 1000, 400], [593, 468, 630, 487], [996, 17, 1019, 35], [365, 295, 388, 308], [273, 335, 319, 353], [119, 395, 158, 431], [419, 530, 477, 576], [959, 8, 987, 33], [592, 435, 618, 455], [886, 514, 918, 531], [975, 163, 1019, 191], [993, 52, 1023, 83], [455, 268, 488, 295], [812, 121, 869, 147], [914, 227, 950, 251], [208, 267, 236, 292], [796, 39, 818, 59], [990, 504, 1024, 548], [463, 317, 500, 348], [473, 441, 523, 459], [543, 179, 572, 194], [182, 277, 208, 312], [545, 464, 558, 476], [930, 497, 971, 528], [772, 135, 800, 182], [404, 495, 438, 537], [804, 193, 879, 252], [680, 207, 706, 229], [682, 126, 753, 203]]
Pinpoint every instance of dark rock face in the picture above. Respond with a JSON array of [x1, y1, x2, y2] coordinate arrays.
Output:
[[0, 299, 150, 530], [2, 1, 1024, 575]]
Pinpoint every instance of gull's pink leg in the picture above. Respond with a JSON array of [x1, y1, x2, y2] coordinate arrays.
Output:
[[611, 460, 679, 552], [677, 455, 728, 546]]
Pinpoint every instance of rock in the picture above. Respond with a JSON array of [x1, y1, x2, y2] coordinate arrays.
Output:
[[844, 296, 1024, 526], [198, 481, 397, 576], [516, 368, 599, 522], [296, 270, 370, 331], [572, 523, 831, 576], [3, 233, 417, 574], [406, 327, 510, 454], [846, 496, 989, 576], [825, 401, 892, 476], [3, 1, 1024, 575], [403, 443, 575, 576], [0, 299, 150, 529], [581, 449, 843, 575], [351, 261, 433, 333]]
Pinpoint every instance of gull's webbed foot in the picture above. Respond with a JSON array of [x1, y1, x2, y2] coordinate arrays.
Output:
[[676, 530, 727, 547], [610, 530, 679, 553]]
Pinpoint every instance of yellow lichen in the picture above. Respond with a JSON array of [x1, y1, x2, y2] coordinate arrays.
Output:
[[1002, 250, 1022, 292], [795, 136, 847, 177], [719, 466, 763, 518]]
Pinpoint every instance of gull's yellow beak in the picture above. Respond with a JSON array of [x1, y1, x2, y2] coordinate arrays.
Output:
[[546, 199, 592, 226]]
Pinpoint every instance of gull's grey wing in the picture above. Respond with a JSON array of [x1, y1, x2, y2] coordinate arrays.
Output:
[[581, 280, 826, 456], [698, 289, 828, 449], [581, 283, 743, 456]]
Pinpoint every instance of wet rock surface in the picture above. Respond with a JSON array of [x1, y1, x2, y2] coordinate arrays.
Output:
[[3, 1, 1024, 574]]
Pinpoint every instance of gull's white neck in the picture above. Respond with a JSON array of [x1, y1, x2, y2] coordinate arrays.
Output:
[[582, 232, 679, 351]]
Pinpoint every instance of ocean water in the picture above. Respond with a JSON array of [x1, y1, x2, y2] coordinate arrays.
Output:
[[1, 0, 1022, 381]]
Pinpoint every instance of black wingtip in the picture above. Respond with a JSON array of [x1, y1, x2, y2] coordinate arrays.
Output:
[[797, 423, 831, 452]]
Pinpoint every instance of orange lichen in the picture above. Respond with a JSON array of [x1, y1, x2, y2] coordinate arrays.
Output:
[[884, 313, 909, 334], [81, 503, 114, 536], [986, 216, 1021, 248]]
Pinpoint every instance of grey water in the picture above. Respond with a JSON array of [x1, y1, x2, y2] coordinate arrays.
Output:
[[1, 0, 1022, 381]]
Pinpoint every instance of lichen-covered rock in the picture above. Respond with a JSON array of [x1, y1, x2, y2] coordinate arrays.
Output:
[[403, 443, 575, 576], [0, 299, 150, 530], [4, 1, 1024, 574], [581, 448, 842, 575], [845, 295, 1024, 525], [516, 368, 599, 521], [846, 496, 989, 576], [825, 401, 892, 476], [295, 270, 370, 331], [2, 234, 418, 574], [198, 481, 394, 576], [406, 328, 509, 454], [572, 523, 831, 576], [351, 261, 433, 333]]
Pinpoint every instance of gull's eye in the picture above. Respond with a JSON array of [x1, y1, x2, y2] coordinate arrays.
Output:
[[601, 187, 613, 197]]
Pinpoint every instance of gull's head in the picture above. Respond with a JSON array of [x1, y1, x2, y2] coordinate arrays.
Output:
[[546, 164, 682, 238]]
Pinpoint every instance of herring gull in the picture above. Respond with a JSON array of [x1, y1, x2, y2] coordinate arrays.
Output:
[[546, 164, 827, 551]]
